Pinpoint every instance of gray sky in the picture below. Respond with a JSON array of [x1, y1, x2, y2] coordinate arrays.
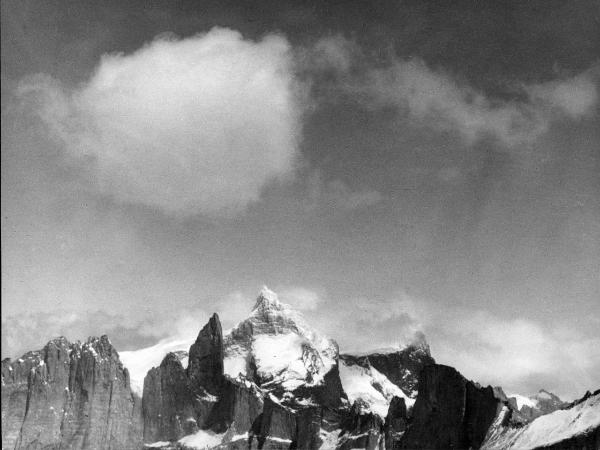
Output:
[[2, 0, 599, 400]]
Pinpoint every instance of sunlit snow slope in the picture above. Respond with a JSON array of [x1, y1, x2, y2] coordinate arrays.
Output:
[[483, 392, 600, 449]]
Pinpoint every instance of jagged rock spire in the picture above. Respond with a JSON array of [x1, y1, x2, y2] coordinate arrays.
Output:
[[187, 313, 224, 395]]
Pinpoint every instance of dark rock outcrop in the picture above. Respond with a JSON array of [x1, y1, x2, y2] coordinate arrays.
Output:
[[1, 335, 141, 450], [361, 333, 435, 397], [142, 351, 198, 443], [338, 399, 384, 450], [384, 396, 408, 449], [142, 315, 227, 444], [207, 376, 264, 436], [258, 396, 297, 449], [292, 362, 346, 410], [295, 406, 323, 450], [188, 313, 225, 395], [397, 364, 502, 450]]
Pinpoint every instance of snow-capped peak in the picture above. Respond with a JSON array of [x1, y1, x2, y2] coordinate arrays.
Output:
[[250, 286, 289, 322], [223, 287, 338, 393], [254, 285, 280, 307]]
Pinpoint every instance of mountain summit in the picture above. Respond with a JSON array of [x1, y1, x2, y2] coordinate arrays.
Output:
[[223, 286, 338, 392]]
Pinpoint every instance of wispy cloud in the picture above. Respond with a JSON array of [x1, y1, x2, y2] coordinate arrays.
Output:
[[527, 70, 599, 119], [362, 292, 600, 400], [365, 60, 598, 147], [17, 28, 305, 218], [278, 287, 323, 310], [0, 303, 226, 359], [302, 35, 598, 148], [305, 170, 383, 211]]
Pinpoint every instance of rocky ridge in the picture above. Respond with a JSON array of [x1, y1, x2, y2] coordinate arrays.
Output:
[[2, 287, 599, 449], [1, 335, 141, 449], [505, 389, 568, 422]]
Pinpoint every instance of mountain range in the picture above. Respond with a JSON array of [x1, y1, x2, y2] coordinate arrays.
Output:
[[2, 287, 599, 449]]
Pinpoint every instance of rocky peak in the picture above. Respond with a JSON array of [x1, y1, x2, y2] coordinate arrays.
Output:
[[1, 335, 141, 450], [506, 388, 567, 422], [188, 313, 224, 395], [396, 364, 502, 449], [407, 331, 431, 356], [252, 285, 283, 312], [241, 286, 304, 337], [341, 334, 436, 401], [223, 288, 339, 395], [533, 389, 562, 403]]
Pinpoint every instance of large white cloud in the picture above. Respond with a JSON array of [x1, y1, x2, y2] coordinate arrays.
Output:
[[18, 28, 304, 217]]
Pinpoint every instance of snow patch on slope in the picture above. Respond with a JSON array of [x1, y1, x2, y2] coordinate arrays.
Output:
[[509, 394, 538, 410], [120, 338, 192, 396], [178, 429, 224, 449], [253, 333, 319, 390], [223, 286, 338, 392], [339, 359, 414, 418], [483, 393, 600, 449]]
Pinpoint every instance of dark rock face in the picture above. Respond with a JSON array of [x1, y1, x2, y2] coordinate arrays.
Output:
[[295, 406, 323, 450], [142, 352, 198, 443], [338, 399, 384, 450], [188, 313, 225, 395], [142, 315, 227, 444], [362, 336, 435, 397], [292, 362, 346, 410], [397, 364, 502, 450], [384, 396, 408, 449], [207, 376, 264, 436], [258, 396, 297, 448], [1, 336, 141, 450]]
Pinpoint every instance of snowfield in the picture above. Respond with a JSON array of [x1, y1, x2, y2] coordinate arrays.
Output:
[[482, 392, 600, 449], [120, 337, 192, 396]]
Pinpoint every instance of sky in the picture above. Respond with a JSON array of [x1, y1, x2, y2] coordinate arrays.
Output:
[[1, 0, 599, 400]]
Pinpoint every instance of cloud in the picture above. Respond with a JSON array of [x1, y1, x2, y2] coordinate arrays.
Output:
[[366, 60, 598, 147], [527, 69, 599, 119], [299, 35, 356, 73], [375, 294, 600, 400], [435, 312, 600, 400], [0, 306, 219, 359], [17, 28, 304, 217], [303, 34, 598, 148], [307, 291, 424, 353], [278, 287, 322, 310], [310, 288, 599, 399], [306, 170, 382, 211]]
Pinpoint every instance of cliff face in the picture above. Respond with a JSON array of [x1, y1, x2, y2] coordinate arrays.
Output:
[[142, 351, 198, 443], [1, 335, 141, 450], [396, 364, 503, 450], [188, 313, 224, 395], [358, 334, 435, 398]]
